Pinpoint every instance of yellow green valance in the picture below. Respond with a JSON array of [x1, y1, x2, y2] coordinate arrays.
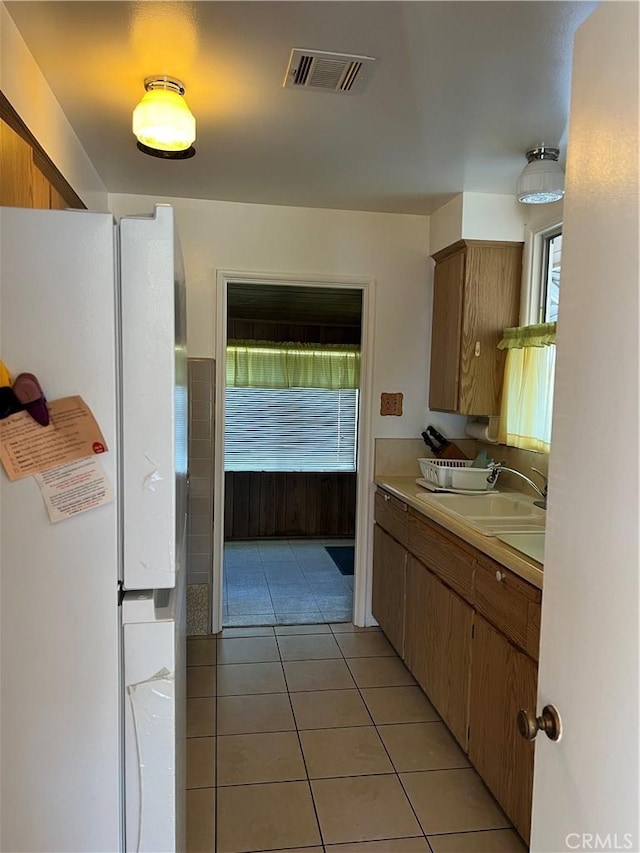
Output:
[[226, 341, 360, 390], [498, 322, 557, 350]]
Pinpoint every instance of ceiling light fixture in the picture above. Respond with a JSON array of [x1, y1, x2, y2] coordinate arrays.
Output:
[[516, 146, 564, 204], [133, 76, 196, 159]]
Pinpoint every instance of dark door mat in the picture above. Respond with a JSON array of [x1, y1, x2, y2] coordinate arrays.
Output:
[[325, 545, 354, 576]]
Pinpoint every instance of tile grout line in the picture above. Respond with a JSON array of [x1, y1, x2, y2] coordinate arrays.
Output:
[[330, 637, 432, 845], [326, 636, 514, 845], [222, 540, 353, 629], [274, 630, 327, 851], [188, 630, 516, 851]]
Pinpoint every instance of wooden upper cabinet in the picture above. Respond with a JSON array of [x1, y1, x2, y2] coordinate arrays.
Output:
[[429, 250, 465, 411], [429, 240, 523, 416], [0, 121, 32, 207], [0, 97, 83, 210], [30, 155, 51, 209], [49, 185, 69, 210]]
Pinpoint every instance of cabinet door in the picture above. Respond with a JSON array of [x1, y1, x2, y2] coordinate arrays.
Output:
[[428, 249, 465, 412], [30, 156, 51, 208], [458, 244, 522, 415], [469, 614, 537, 842], [0, 121, 32, 207], [50, 185, 69, 210], [404, 556, 473, 749], [372, 525, 406, 656]]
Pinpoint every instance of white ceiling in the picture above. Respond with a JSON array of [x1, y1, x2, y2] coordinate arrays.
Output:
[[6, 1, 597, 214]]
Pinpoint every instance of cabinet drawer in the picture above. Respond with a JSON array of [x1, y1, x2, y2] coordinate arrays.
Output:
[[374, 489, 408, 545], [474, 557, 542, 659], [407, 510, 475, 602]]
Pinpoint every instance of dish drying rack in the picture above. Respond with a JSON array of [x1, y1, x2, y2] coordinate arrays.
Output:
[[417, 458, 496, 491]]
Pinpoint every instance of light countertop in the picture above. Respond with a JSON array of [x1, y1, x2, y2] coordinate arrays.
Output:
[[375, 476, 544, 590]]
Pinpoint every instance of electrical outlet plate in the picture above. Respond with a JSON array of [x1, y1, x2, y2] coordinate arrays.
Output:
[[380, 392, 403, 416]]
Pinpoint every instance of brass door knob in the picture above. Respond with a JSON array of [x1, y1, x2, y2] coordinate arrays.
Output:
[[517, 705, 562, 742]]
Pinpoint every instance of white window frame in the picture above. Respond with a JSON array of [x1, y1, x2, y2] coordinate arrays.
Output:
[[520, 206, 564, 325]]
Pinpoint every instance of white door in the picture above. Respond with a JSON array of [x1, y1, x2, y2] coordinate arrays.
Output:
[[531, 5, 639, 852]]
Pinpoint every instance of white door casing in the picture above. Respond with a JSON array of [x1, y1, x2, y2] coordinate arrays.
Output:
[[531, 5, 639, 852], [212, 271, 376, 634]]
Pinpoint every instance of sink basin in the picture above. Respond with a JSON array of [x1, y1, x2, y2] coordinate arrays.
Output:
[[496, 532, 545, 564], [414, 491, 546, 535]]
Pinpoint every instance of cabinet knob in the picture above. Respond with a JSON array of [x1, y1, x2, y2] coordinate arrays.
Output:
[[495, 570, 506, 582], [517, 705, 562, 742], [474, 341, 481, 357], [383, 494, 391, 502]]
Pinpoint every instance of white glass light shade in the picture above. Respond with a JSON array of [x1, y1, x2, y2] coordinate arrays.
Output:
[[132, 88, 196, 152], [517, 157, 565, 204]]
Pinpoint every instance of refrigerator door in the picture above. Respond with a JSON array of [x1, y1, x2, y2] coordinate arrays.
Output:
[[0, 207, 121, 852], [122, 585, 185, 853], [119, 205, 188, 591]]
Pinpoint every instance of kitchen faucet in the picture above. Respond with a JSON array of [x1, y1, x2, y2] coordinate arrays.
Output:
[[488, 463, 548, 509]]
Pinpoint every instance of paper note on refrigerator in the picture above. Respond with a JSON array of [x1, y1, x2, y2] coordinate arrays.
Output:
[[34, 457, 114, 523], [0, 396, 108, 480]]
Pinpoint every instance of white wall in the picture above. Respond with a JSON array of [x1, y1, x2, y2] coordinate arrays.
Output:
[[0, 3, 107, 210], [429, 194, 464, 255], [430, 192, 527, 254], [109, 192, 468, 440], [462, 193, 526, 243]]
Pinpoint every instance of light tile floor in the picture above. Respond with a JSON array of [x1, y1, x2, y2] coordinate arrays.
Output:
[[186, 624, 528, 853], [223, 540, 355, 626]]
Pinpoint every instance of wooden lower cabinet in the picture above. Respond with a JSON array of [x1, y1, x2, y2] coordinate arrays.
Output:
[[371, 525, 406, 656], [372, 497, 540, 842], [404, 555, 473, 749], [469, 614, 538, 842]]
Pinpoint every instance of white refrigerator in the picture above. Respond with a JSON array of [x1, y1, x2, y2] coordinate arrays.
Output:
[[0, 204, 187, 852]]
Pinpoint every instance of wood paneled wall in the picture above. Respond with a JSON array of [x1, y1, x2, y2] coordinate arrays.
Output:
[[225, 471, 356, 540], [0, 92, 84, 210]]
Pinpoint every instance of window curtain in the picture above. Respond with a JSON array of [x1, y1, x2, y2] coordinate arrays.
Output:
[[226, 341, 360, 390], [497, 322, 557, 453]]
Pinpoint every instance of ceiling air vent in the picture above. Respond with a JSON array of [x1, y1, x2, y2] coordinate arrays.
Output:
[[283, 49, 376, 94]]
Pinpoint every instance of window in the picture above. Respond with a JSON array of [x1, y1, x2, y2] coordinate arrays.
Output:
[[540, 229, 562, 322], [224, 341, 360, 472], [224, 387, 358, 472], [498, 220, 562, 453]]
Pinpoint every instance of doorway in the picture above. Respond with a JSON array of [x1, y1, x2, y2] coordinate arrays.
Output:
[[212, 273, 375, 633]]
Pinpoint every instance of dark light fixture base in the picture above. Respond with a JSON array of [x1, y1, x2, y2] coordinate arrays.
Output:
[[136, 141, 196, 160]]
